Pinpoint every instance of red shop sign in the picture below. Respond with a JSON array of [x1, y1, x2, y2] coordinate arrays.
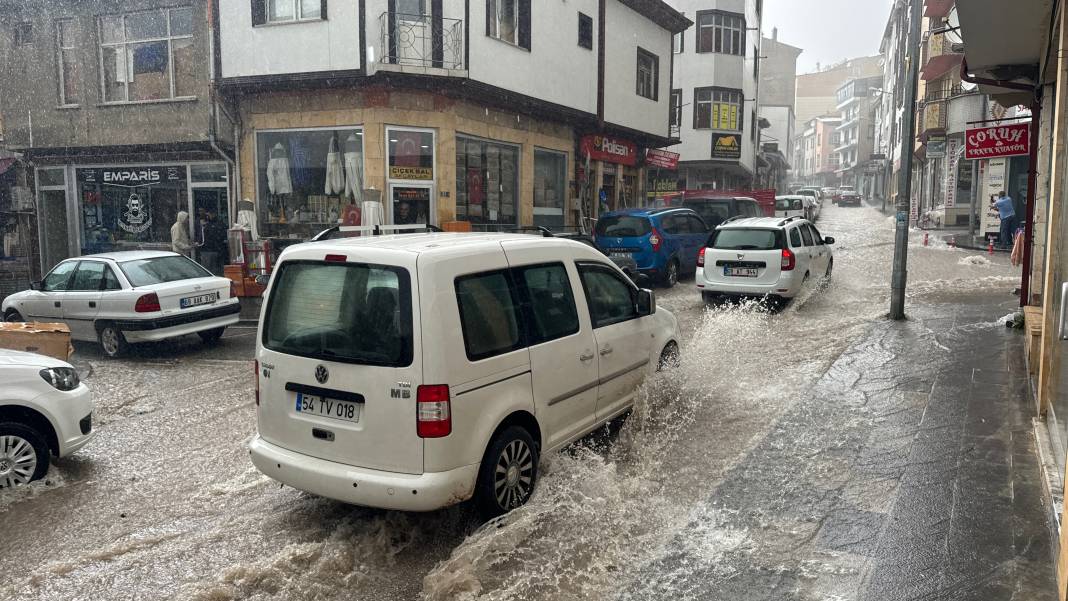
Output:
[[645, 148, 680, 170], [965, 122, 1030, 160], [580, 134, 637, 166]]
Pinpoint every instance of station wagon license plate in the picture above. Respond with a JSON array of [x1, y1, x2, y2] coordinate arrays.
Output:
[[296, 392, 361, 423], [180, 292, 219, 309], [725, 267, 759, 278]]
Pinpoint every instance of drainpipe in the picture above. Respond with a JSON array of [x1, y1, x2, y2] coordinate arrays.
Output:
[[960, 57, 1039, 306]]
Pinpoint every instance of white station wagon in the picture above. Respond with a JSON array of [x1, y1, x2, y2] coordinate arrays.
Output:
[[250, 233, 679, 516], [2, 251, 240, 357]]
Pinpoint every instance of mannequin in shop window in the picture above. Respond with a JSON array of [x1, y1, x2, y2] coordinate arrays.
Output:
[[267, 143, 292, 224]]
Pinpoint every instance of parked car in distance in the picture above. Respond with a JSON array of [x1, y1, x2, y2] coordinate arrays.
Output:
[[838, 191, 862, 207], [775, 196, 807, 219], [2, 251, 240, 358], [832, 186, 856, 205], [681, 196, 765, 229], [696, 216, 835, 307], [796, 189, 822, 221], [250, 233, 680, 517], [0, 349, 94, 487], [594, 208, 709, 287]]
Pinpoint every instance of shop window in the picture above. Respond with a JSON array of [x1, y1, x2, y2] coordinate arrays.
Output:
[[696, 10, 745, 55], [15, 23, 33, 47], [387, 129, 435, 181], [578, 12, 592, 50], [256, 128, 365, 239], [37, 168, 66, 187], [487, 0, 530, 50], [670, 89, 682, 127], [694, 87, 742, 131], [98, 7, 196, 103], [533, 149, 566, 228], [56, 20, 79, 106], [76, 166, 189, 254], [191, 163, 228, 183], [636, 47, 658, 101], [456, 135, 519, 229]]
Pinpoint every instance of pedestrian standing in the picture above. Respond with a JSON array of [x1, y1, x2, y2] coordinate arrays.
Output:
[[991, 191, 1017, 249], [200, 211, 228, 275], [170, 211, 193, 257]]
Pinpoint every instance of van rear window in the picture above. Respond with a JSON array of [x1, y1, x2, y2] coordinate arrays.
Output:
[[262, 261, 412, 366], [595, 216, 651, 237], [711, 229, 784, 250]]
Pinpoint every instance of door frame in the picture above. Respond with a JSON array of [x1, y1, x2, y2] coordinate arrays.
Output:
[[387, 182, 436, 227]]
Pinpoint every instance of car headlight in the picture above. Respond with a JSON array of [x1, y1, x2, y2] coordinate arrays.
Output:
[[39, 367, 80, 391]]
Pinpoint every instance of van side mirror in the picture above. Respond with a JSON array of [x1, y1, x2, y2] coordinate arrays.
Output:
[[824, 236, 835, 245], [636, 288, 656, 316], [30, 281, 41, 291], [632, 272, 652, 288]]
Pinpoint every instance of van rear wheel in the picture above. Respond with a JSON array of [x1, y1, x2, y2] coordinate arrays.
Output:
[[475, 426, 539, 518]]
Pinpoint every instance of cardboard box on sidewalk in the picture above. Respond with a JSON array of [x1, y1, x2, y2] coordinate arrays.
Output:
[[0, 322, 74, 361]]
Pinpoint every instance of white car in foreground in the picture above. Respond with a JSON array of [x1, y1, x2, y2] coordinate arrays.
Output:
[[696, 216, 835, 306], [251, 233, 679, 516], [0, 349, 93, 487], [2, 251, 240, 357]]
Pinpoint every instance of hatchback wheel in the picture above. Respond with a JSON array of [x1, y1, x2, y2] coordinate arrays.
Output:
[[658, 341, 680, 371], [476, 426, 538, 518], [825, 259, 833, 278], [0, 423, 48, 488], [98, 324, 128, 358], [198, 327, 226, 345], [4, 309, 23, 322], [663, 260, 679, 288]]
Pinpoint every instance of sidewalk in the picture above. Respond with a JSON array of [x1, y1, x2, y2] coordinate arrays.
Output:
[[863, 199, 1008, 253], [633, 289, 1057, 600]]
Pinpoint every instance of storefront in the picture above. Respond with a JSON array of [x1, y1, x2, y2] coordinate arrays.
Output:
[[34, 162, 231, 270], [579, 134, 644, 217]]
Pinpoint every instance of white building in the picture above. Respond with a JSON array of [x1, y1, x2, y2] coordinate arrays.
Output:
[[217, 0, 690, 232], [666, 0, 762, 190]]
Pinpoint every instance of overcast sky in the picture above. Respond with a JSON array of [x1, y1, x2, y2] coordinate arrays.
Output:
[[763, 0, 890, 74]]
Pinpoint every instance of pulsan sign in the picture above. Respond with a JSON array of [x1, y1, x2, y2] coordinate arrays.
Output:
[[965, 122, 1031, 160], [580, 134, 638, 166]]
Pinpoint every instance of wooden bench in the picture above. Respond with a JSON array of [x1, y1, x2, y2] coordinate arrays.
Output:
[[1024, 305, 1043, 377]]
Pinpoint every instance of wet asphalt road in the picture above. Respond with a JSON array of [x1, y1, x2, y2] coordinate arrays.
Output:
[[0, 203, 1030, 601]]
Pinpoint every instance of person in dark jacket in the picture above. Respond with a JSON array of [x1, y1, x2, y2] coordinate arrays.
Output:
[[200, 210, 229, 275]]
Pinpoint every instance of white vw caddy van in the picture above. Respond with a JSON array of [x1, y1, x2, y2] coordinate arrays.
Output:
[[250, 233, 679, 516]]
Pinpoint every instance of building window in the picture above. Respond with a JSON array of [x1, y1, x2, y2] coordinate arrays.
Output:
[[456, 135, 519, 228], [15, 22, 33, 46], [670, 89, 682, 127], [694, 87, 742, 130], [533, 149, 567, 228], [578, 12, 592, 50], [56, 20, 79, 105], [487, 0, 530, 50], [753, 45, 759, 77], [673, 30, 684, 54], [251, 0, 323, 25], [636, 47, 658, 101], [99, 7, 196, 103], [696, 10, 745, 55]]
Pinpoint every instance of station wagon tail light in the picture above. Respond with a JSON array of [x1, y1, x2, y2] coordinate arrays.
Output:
[[416, 385, 451, 438], [649, 228, 662, 252], [134, 292, 161, 313], [781, 248, 796, 271], [697, 247, 706, 267], [254, 360, 260, 406], [325, 254, 347, 263]]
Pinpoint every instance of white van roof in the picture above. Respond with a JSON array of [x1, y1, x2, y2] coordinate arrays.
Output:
[[278, 232, 592, 259]]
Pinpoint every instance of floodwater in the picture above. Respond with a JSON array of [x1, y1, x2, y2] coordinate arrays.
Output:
[[0, 203, 1019, 601]]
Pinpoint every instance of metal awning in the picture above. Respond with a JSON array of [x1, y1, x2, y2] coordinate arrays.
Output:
[[921, 54, 963, 81], [956, 0, 1053, 104], [924, 0, 954, 18]]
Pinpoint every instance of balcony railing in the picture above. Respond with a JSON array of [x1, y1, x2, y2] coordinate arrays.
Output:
[[924, 80, 969, 102], [380, 12, 463, 70]]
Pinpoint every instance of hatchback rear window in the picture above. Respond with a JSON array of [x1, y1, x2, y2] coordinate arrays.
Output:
[[262, 261, 413, 366], [683, 200, 732, 227], [711, 228, 784, 250], [596, 216, 651, 237], [120, 256, 211, 286]]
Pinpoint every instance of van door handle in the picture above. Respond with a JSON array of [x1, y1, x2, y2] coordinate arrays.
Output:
[[89, 301, 96, 308], [54, 301, 61, 308], [599, 346, 613, 356], [579, 351, 595, 362]]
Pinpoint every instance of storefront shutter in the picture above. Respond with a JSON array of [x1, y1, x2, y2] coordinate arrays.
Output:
[[518, 0, 531, 50], [251, 0, 266, 25]]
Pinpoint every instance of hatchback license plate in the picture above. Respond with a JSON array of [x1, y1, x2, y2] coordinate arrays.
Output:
[[609, 252, 632, 259], [180, 292, 219, 309], [725, 267, 759, 277], [296, 392, 361, 423]]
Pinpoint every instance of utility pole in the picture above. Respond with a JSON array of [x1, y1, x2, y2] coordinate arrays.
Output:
[[889, 0, 923, 320]]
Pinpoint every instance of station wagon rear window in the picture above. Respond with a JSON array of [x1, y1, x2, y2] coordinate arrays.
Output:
[[262, 261, 413, 366], [120, 256, 211, 286], [710, 229, 784, 250], [595, 215, 651, 237]]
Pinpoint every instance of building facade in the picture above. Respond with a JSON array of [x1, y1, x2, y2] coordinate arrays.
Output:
[[833, 76, 880, 192], [791, 115, 841, 188], [795, 55, 882, 131], [757, 29, 801, 192], [665, 0, 762, 190]]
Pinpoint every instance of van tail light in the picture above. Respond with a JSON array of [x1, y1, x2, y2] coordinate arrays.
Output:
[[781, 248, 796, 271], [697, 247, 706, 267], [254, 360, 260, 406], [649, 228, 662, 252], [134, 292, 161, 313], [417, 385, 452, 438]]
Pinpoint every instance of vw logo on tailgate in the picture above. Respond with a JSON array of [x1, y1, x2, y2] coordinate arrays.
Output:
[[314, 365, 329, 384]]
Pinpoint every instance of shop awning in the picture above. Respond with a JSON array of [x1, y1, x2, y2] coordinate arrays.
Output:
[[956, 0, 1053, 104], [924, 0, 954, 18], [921, 54, 963, 81]]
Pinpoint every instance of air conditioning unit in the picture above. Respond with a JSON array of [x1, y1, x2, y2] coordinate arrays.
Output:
[[11, 186, 33, 212]]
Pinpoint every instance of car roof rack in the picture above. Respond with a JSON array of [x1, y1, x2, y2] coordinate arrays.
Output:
[[721, 215, 747, 225], [311, 223, 443, 241], [508, 226, 555, 238], [777, 215, 805, 227]]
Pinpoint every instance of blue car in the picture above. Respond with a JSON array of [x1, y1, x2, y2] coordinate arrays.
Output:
[[594, 208, 710, 287]]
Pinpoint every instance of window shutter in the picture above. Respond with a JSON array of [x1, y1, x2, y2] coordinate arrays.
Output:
[[486, 0, 492, 36], [518, 0, 530, 50], [251, 0, 266, 25], [320, 0, 327, 20]]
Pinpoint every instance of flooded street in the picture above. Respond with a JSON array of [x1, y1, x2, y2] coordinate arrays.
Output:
[[0, 203, 1023, 601]]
